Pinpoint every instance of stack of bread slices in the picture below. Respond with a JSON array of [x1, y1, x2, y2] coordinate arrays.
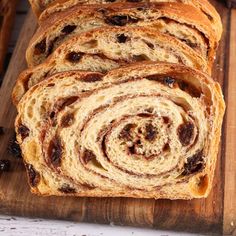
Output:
[[12, 0, 225, 199]]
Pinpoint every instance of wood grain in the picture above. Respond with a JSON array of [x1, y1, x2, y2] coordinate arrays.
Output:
[[0, 2, 235, 235], [223, 9, 236, 236], [0, 0, 18, 74]]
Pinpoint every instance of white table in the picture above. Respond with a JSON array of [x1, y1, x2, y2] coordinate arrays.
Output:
[[0, 215, 203, 236]]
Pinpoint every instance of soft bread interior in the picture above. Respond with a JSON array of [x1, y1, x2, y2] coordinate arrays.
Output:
[[13, 26, 208, 104], [15, 63, 225, 199], [27, 2, 215, 67]]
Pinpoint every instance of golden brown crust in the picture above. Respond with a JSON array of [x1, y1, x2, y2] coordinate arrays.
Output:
[[15, 62, 225, 199]]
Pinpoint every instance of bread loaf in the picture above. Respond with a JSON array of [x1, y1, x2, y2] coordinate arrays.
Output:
[[15, 0, 225, 200], [15, 62, 225, 199], [26, 2, 217, 68], [13, 26, 208, 104]]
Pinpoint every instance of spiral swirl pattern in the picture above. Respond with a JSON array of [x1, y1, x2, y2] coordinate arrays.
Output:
[[15, 63, 225, 199]]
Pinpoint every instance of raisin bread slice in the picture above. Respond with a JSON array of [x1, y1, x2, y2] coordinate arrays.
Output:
[[37, 0, 222, 41], [26, 2, 217, 68], [15, 62, 225, 199], [13, 26, 208, 104]]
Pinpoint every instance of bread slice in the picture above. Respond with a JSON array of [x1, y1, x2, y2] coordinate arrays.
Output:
[[13, 26, 208, 104], [37, 0, 222, 42], [15, 62, 225, 199], [26, 2, 217, 68]]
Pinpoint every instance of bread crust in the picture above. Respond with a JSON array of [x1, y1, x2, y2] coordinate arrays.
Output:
[[26, 2, 217, 69], [15, 62, 225, 199]]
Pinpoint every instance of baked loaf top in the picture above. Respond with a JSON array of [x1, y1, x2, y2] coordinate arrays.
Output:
[[13, 26, 208, 104], [15, 62, 225, 199], [26, 2, 217, 68], [37, 0, 222, 41]]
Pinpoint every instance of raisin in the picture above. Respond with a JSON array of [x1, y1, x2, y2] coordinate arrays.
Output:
[[117, 34, 128, 43], [137, 113, 152, 118], [128, 145, 136, 155], [162, 116, 170, 124], [127, 0, 142, 2], [145, 107, 154, 113], [66, 52, 84, 62], [105, 15, 139, 26], [119, 124, 135, 141], [0, 160, 10, 172], [145, 123, 157, 141], [8, 135, 22, 158], [137, 7, 145, 11], [61, 113, 74, 128], [35, 38, 46, 54], [48, 137, 62, 167], [163, 143, 170, 152], [186, 41, 197, 49], [18, 124, 30, 140], [58, 184, 76, 193], [61, 25, 76, 34], [179, 81, 188, 90], [49, 111, 56, 119], [105, 0, 116, 2], [81, 73, 103, 82], [82, 149, 96, 164], [145, 41, 154, 49], [26, 164, 40, 187], [0, 126, 4, 135], [182, 150, 204, 175], [163, 77, 175, 87], [47, 83, 55, 87], [145, 75, 159, 81], [136, 139, 141, 145], [177, 122, 194, 146], [146, 75, 176, 87]]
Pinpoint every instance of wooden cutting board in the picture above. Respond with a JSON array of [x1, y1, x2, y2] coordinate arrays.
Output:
[[0, 0, 18, 74], [0, 1, 235, 235]]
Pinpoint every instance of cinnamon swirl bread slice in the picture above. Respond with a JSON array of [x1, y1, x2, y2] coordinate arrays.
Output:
[[37, 0, 222, 41], [15, 62, 225, 199], [13, 26, 208, 104], [26, 2, 217, 68]]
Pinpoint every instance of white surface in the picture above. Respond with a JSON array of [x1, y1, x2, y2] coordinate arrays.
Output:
[[0, 215, 204, 236]]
